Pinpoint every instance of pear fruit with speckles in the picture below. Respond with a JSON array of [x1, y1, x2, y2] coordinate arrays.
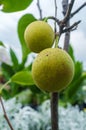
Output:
[[32, 48, 74, 92], [24, 21, 54, 53]]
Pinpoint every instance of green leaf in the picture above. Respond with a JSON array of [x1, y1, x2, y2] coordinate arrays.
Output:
[[1, 63, 14, 80], [68, 45, 75, 62], [66, 77, 83, 98], [73, 61, 83, 81], [10, 48, 19, 69], [11, 71, 34, 86], [63, 60, 84, 104], [2, 89, 11, 99], [0, 41, 5, 47], [29, 85, 41, 93], [65, 76, 84, 104], [17, 14, 36, 59], [0, 0, 33, 12]]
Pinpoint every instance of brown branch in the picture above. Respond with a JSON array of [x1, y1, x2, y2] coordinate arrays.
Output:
[[37, 0, 42, 19], [62, 0, 75, 23], [62, 20, 81, 33], [51, 93, 59, 130], [62, 0, 68, 15], [47, 16, 60, 25], [62, 0, 70, 52], [0, 96, 14, 130], [54, 0, 57, 18], [71, 2, 86, 18], [54, 0, 57, 33], [47, 1, 86, 37], [50, 1, 59, 130]]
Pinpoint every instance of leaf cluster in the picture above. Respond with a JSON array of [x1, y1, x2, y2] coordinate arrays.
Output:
[[60, 45, 86, 105]]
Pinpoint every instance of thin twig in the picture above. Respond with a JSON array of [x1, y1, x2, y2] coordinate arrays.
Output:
[[47, 16, 60, 25], [54, 0, 57, 33], [0, 96, 14, 130], [71, 2, 86, 18], [47, 0, 86, 36], [62, 20, 81, 33], [37, 0, 42, 19], [54, 0, 57, 18]]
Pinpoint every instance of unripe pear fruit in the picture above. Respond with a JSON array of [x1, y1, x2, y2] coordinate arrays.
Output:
[[32, 48, 74, 92], [24, 21, 54, 53]]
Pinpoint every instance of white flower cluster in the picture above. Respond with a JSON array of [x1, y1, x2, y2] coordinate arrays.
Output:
[[0, 98, 86, 130]]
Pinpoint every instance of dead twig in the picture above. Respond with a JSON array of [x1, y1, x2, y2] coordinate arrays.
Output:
[[0, 96, 14, 130]]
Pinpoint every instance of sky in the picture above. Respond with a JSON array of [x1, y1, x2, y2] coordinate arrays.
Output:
[[0, 0, 86, 69]]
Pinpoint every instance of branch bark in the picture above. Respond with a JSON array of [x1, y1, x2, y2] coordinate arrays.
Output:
[[51, 93, 59, 130], [62, 0, 75, 23], [37, 0, 42, 19], [62, 20, 81, 33], [51, 1, 59, 130], [54, 0, 57, 33], [71, 2, 86, 18], [0, 96, 14, 130], [62, 0, 71, 51]]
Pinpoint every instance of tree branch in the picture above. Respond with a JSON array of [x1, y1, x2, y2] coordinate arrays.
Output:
[[62, 20, 81, 33], [47, 16, 60, 25], [50, 1, 59, 130], [51, 93, 59, 130], [37, 0, 42, 19], [54, 0, 57, 33], [62, 0, 75, 23], [71, 2, 86, 18], [47, 0, 86, 37], [0, 96, 14, 130], [62, 0, 70, 51]]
